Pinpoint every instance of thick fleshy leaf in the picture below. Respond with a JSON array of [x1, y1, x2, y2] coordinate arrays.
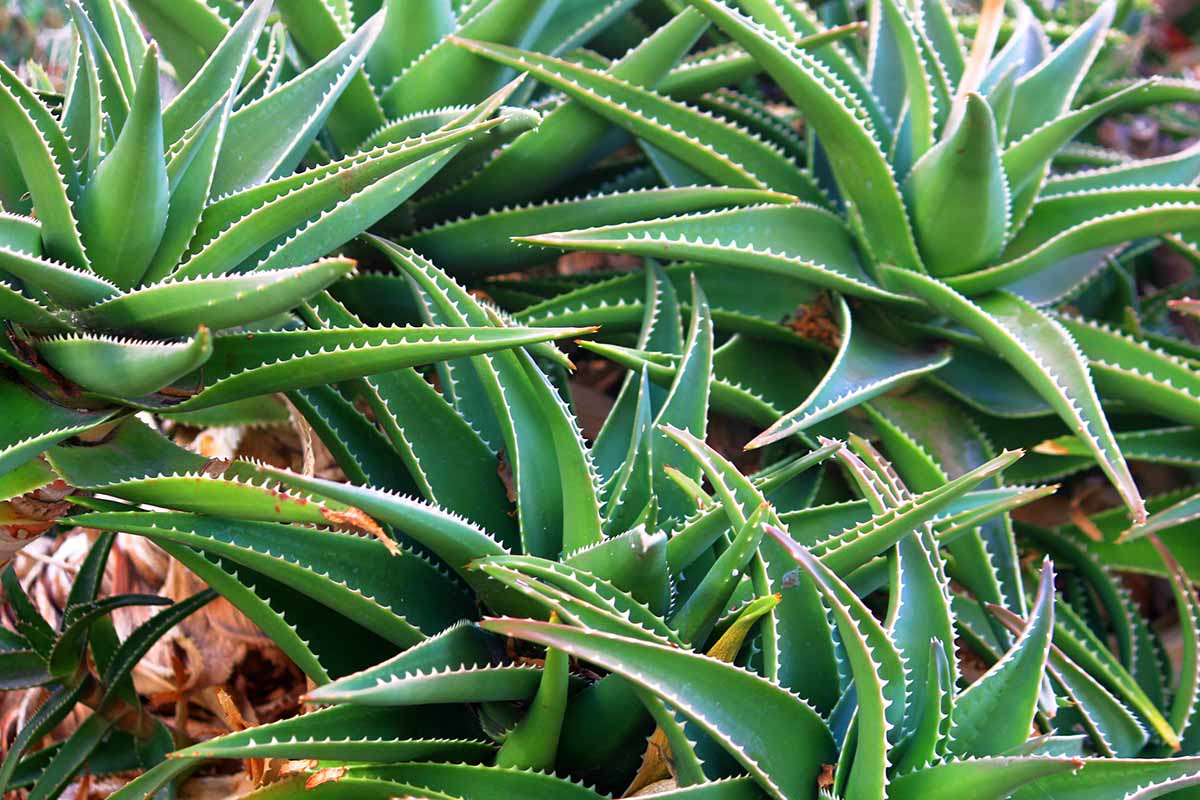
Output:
[[35, 328, 213, 397], [274, 0, 387, 153], [149, 324, 591, 412], [518, 204, 911, 305], [991, 604, 1148, 757], [160, 0, 268, 143], [889, 757, 1081, 800], [684, 0, 924, 273], [403, 187, 795, 277], [177, 703, 487, 762], [212, 15, 383, 195], [1006, 1, 1115, 143], [1010, 757, 1200, 800], [454, 37, 821, 199], [903, 93, 1008, 277], [946, 559, 1055, 757], [0, 247, 116, 308], [483, 618, 836, 800], [245, 464, 532, 614], [883, 267, 1145, 524], [377, 240, 604, 557], [367, 0, 455, 90], [1052, 313, 1200, 429], [69, 511, 473, 646], [179, 121, 504, 281], [0, 381, 115, 477], [747, 294, 950, 447], [0, 60, 87, 268], [80, 259, 354, 336], [75, 47, 169, 289], [0, 683, 89, 795], [773, 530, 905, 799], [417, 9, 709, 219], [378, 0, 554, 117]]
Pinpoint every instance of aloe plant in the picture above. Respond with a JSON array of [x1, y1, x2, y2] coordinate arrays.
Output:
[[1, 249, 1191, 800], [7, 0, 1200, 797], [0, 0, 596, 486]]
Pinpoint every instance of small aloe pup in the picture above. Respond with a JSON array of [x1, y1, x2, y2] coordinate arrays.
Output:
[[0, 0, 587, 480]]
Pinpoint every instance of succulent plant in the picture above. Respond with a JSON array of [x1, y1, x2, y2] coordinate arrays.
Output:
[[7, 0, 1200, 798], [0, 0, 596, 486], [435, 0, 1200, 534]]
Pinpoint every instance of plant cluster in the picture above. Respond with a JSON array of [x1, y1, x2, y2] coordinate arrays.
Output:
[[4, 0, 1200, 798]]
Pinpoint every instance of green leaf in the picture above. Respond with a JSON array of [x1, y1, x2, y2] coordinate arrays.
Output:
[[0, 682, 89, 794], [960, 192, 1200, 295], [75, 46, 169, 289], [274, 1, 387, 153], [990, 603, 1148, 757], [557, 527, 669, 617], [889, 757, 1081, 800], [671, 504, 768, 646], [144, 98, 229, 284], [1006, 1, 1114, 143], [747, 294, 951, 446], [69, 511, 471, 647], [811, 449, 1022, 576], [80, 258, 354, 336], [1010, 757, 1200, 800], [1054, 313, 1200, 430], [1154, 536, 1200, 745], [477, 554, 681, 643], [649, 280, 713, 521], [160, 0, 270, 144], [154, 541, 330, 683], [98, 589, 215, 705], [0, 281, 68, 333], [378, 0, 555, 117], [1, 565, 55, 658], [1043, 140, 1200, 195], [903, 93, 1008, 277], [0, 246, 117, 308], [76, 0, 141, 97], [35, 327, 213, 397], [0, 380, 115, 477], [495, 622, 569, 770], [518, 204, 911, 305], [773, 530, 904, 800], [176, 703, 488, 762], [0, 648, 51, 690], [946, 559, 1055, 757], [48, 593, 170, 678], [886, 524, 958, 735], [212, 15, 383, 195], [684, 0, 923, 272], [156, 323, 591, 412], [875, 0, 938, 163], [0, 59, 87, 268], [882, 267, 1145, 524], [483, 618, 836, 800], [23, 701, 115, 800], [367, 0, 455, 90], [378, 240, 603, 558], [1000, 79, 1154, 201], [60, 20, 104, 179], [893, 643, 953, 772], [417, 8, 708, 219], [454, 37, 821, 199], [68, 1, 132, 135], [181, 122, 503, 281], [403, 187, 796, 278]]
